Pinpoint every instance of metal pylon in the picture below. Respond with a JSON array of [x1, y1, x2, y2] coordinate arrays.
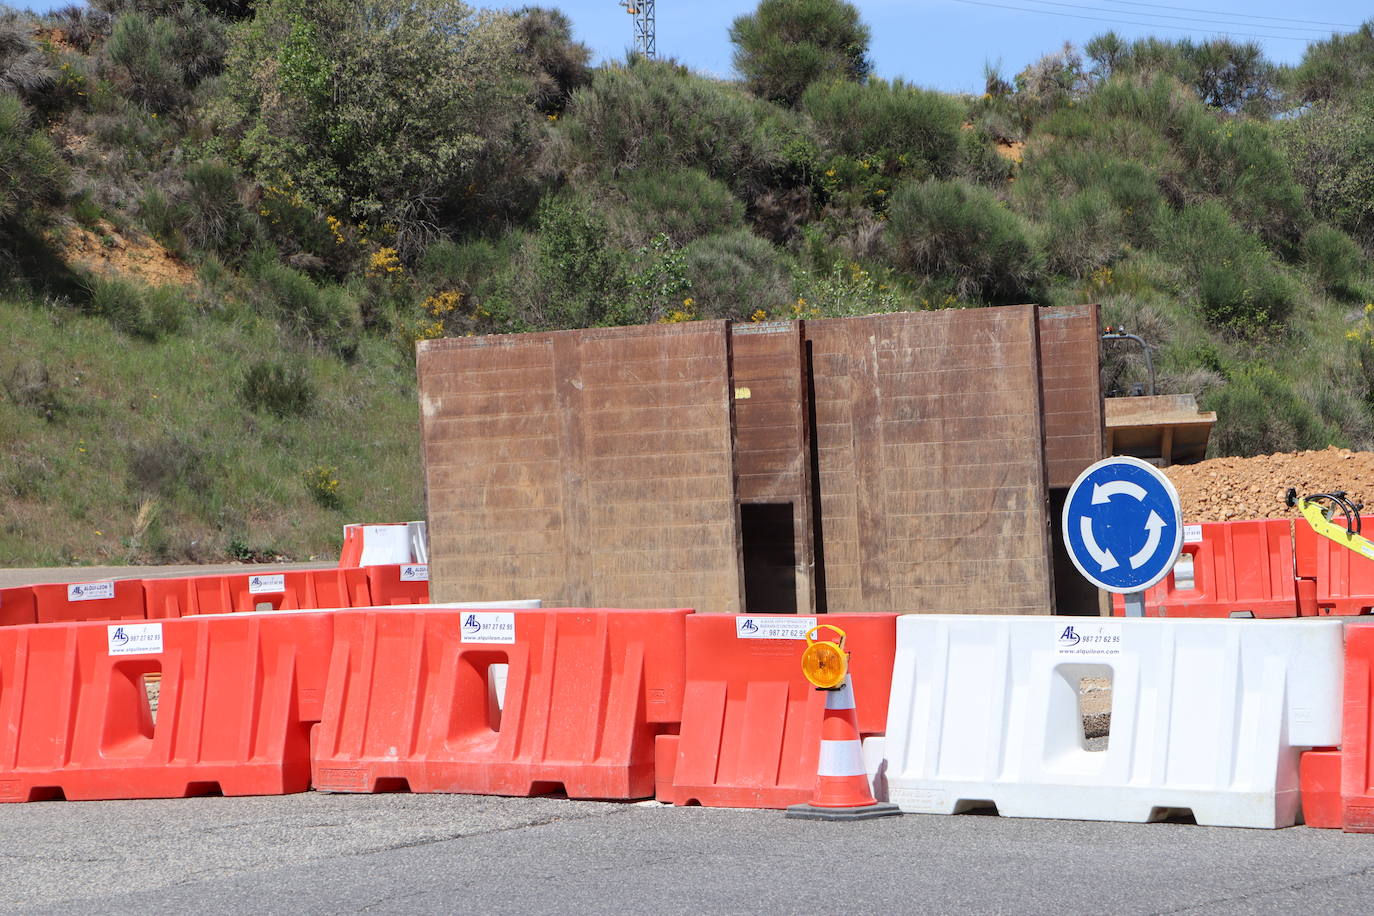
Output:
[[619, 0, 655, 59]]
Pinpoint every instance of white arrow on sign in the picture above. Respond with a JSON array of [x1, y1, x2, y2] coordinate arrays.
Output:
[[1079, 517, 1119, 572], [1092, 480, 1148, 504], [1129, 510, 1166, 569]]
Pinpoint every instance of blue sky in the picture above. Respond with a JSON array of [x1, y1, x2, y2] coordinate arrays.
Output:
[[15, 0, 1371, 94], [555, 0, 1369, 93]]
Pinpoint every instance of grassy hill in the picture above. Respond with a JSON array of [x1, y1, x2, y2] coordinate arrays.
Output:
[[2, 0, 1374, 565]]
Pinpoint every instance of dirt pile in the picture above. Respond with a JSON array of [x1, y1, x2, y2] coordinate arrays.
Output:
[[1163, 447, 1374, 522]]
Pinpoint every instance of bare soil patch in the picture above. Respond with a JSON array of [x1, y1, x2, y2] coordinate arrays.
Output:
[[56, 220, 197, 288]]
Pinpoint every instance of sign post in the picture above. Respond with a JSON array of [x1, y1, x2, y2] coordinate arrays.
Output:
[[1062, 456, 1183, 615]]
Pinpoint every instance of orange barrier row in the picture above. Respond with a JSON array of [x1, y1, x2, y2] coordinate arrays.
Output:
[[0, 612, 333, 802], [312, 608, 691, 799], [1110, 520, 1298, 618], [1, 565, 428, 627], [655, 613, 896, 809], [144, 569, 372, 618]]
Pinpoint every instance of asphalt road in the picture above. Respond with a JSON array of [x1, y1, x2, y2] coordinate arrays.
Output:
[[4, 792, 1374, 915]]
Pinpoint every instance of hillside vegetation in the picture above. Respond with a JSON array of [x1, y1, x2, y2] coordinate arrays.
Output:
[[2, 0, 1374, 565]]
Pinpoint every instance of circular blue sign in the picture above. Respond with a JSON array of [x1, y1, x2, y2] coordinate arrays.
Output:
[[1063, 456, 1183, 593]]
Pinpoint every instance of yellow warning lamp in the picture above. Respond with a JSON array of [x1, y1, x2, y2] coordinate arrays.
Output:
[[801, 624, 849, 690]]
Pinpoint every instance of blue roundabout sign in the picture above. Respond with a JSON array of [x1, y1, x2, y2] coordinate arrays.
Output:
[[1063, 456, 1183, 594]]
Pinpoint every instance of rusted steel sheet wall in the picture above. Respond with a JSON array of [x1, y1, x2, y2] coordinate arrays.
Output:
[[806, 306, 1054, 615], [1038, 304, 1105, 489], [729, 320, 815, 614], [417, 322, 743, 612]]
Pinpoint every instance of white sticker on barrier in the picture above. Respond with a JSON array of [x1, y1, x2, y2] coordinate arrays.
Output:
[[461, 611, 516, 644], [735, 616, 817, 640], [68, 581, 115, 601], [1183, 524, 1203, 543], [1054, 622, 1122, 657], [248, 574, 286, 594], [108, 623, 163, 656], [400, 564, 429, 582]]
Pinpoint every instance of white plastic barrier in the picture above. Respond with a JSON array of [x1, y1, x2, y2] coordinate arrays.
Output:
[[407, 520, 429, 565], [356, 525, 414, 566], [868, 615, 1344, 829]]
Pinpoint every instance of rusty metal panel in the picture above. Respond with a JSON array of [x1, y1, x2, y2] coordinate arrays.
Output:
[[730, 320, 816, 614], [1038, 304, 1105, 488], [807, 307, 1054, 615], [417, 322, 743, 612]]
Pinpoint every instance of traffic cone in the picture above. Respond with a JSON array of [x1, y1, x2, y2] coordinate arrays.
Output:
[[786, 675, 900, 821]]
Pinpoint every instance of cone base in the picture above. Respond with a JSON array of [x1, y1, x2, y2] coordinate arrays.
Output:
[[784, 802, 901, 821]]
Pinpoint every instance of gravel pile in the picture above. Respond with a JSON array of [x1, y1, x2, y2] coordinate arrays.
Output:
[[1163, 447, 1374, 522]]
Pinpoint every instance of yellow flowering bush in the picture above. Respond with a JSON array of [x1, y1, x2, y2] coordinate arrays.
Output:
[[304, 465, 342, 509]]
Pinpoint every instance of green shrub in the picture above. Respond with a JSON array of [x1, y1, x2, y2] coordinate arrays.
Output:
[[683, 229, 793, 319], [801, 78, 962, 176], [1204, 365, 1331, 456], [183, 158, 258, 255], [504, 192, 630, 330], [3, 359, 65, 422], [86, 276, 183, 339], [1280, 102, 1374, 249], [139, 185, 190, 249], [71, 190, 103, 229], [219, 0, 528, 253], [0, 93, 64, 228], [1303, 224, 1364, 297], [615, 168, 744, 246], [1155, 202, 1295, 332], [729, 0, 871, 107], [1086, 33, 1277, 113], [1014, 142, 1162, 244], [253, 263, 360, 355], [1196, 263, 1295, 333], [563, 59, 807, 198], [1289, 24, 1374, 105], [955, 126, 1014, 186], [885, 179, 1043, 304], [798, 258, 906, 317], [1043, 189, 1124, 278], [127, 436, 206, 496], [104, 12, 185, 113], [238, 358, 315, 418]]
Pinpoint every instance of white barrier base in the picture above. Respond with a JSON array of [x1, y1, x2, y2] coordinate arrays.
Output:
[[872, 616, 1344, 829]]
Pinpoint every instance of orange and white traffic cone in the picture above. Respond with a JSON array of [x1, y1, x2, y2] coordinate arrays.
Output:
[[786, 675, 900, 821]]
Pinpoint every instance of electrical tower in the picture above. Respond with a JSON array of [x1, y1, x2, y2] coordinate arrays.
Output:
[[619, 0, 655, 59]]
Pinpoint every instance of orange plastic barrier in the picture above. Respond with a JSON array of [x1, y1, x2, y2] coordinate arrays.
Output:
[[364, 564, 430, 605], [1304, 624, 1374, 831], [312, 607, 690, 799], [32, 579, 145, 624], [0, 587, 36, 627], [144, 568, 370, 618], [339, 524, 365, 567], [0, 611, 334, 802], [655, 613, 897, 809], [1299, 749, 1343, 829], [1294, 516, 1374, 616], [1110, 520, 1298, 618]]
